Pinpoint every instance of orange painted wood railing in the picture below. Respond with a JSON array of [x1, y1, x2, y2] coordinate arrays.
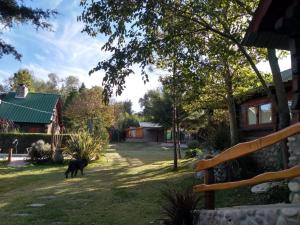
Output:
[[193, 165, 300, 192], [195, 122, 300, 171]]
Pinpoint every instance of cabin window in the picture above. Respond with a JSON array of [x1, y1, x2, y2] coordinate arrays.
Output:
[[288, 100, 292, 118], [259, 103, 272, 124], [246, 103, 272, 126], [247, 107, 257, 125], [130, 129, 136, 137]]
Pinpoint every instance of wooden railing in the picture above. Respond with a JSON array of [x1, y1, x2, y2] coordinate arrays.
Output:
[[193, 122, 300, 209]]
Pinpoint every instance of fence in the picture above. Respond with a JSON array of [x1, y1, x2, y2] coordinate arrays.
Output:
[[193, 122, 300, 209]]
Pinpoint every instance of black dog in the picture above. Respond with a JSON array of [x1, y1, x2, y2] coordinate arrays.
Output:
[[65, 158, 88, 178]]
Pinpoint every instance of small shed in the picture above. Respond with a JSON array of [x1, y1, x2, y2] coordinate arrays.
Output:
[[126, 122, 164, 142]]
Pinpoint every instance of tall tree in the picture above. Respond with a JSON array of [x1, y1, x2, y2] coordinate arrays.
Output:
[[79, 1, 265, 100], [123, 100, 133, 115], [62, 76, 80, 94], [139, 89, 173, 128], [64, 86, 114, 132], [9, 69, 35, 91], [80, 1, 290, 155], [33, 73, 61, 93], [0, 0, 57, 60]]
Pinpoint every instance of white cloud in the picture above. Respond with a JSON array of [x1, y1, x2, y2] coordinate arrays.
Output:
[[115, 66, 161, 112], [0, 0, 161, 112], [0, 70, 11, 81]]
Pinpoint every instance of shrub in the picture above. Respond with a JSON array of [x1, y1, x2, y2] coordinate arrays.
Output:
[[184, 148, 202, 159], [64, 131, 108, 161], [187, 140, 200, 149], [161, 186, 201, 225], [211, 124, 231, 150], [29, 140, 51, 161]]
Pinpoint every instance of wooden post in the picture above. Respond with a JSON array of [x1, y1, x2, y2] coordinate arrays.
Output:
[[290, 37, 300, 123], [8, 148, 13, 163], [204, 155, 215, 209]]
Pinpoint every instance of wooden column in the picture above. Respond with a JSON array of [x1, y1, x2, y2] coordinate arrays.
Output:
[[204, 155, 215, 209], [290, 37, 300, 123], [275, 1, 300, 123]]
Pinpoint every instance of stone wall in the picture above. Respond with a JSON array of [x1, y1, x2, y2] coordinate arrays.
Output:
[[287, 135, 300, 204], [251, 143, 282, 171], [193, 204, 300, 225]]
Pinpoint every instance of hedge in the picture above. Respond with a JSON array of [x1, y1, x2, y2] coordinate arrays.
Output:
[[0, 133, 71, 154]]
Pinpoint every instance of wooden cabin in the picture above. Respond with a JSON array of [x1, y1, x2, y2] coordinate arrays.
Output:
[[237, 69, 292, 140], [242, 0, 300, 123], [126, 122, 164, 142], [0, 85, 63, 134]]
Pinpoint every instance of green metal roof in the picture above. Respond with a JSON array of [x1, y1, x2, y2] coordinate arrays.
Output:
[[0, 92, 60, 124]]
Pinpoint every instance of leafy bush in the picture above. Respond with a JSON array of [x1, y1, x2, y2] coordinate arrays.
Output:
[[29, 140, 51, 161], [187, 140, 200, 149], [211, 124, 231, 150], [64, 131, 108, 161], [161, 186, 201, 225], [184, 148, 202, 159]]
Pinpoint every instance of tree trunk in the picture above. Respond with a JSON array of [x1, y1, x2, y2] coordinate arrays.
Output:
[[224, 66, 239, 146], [173, 103, 178, 170], [267, 49, 290, 129], [176, 120, 182, 159], [267, 48, 290, 169], [172, 61, 178, 171], [226, 95, 239, 146]]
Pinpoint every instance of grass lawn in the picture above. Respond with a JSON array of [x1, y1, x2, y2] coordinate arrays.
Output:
[[0, 142, 267, 225]]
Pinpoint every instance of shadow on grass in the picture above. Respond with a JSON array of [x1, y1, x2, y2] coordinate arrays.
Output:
[[0, 144, 266, 225], [0, 159, 196, 225]]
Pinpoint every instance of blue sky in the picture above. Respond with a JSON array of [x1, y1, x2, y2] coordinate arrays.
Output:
[[0, 0, 160, 112], [0, 1, 291, 112]]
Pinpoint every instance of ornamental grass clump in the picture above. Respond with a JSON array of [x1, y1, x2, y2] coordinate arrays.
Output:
[[161, 186, 201, 225], [29, 140, 51, 161], [65, 131, 107, 161]]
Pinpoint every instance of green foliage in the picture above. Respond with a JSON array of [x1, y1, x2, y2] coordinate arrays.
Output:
[[109, 128, 125, 142], [161, 186, 201, 225], [78, 0, 264, 101], [9, 69, 35, 91], [184, 148, 202, 159], [211, 124, 231, 151], [0, 0, 57, 60], [139, 89, 173, 128], [64, 131, 108, 161], [29, 140, 51, 161], [123, 100, 133, 115], [33, 73, 61, 94], [117, 112, 140, 131], [64, 86, 114, 132], [187, 140, 200, 149]]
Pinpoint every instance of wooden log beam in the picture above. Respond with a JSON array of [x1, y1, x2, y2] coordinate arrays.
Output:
[[193, 165, 300, 192], [195, 123, 300, 171]]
